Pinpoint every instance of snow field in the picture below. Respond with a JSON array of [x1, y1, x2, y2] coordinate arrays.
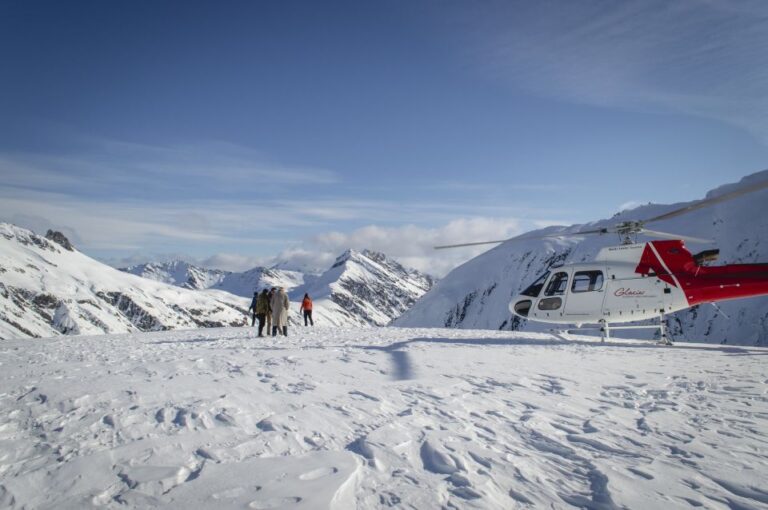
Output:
[[1, 326, 767, 509]]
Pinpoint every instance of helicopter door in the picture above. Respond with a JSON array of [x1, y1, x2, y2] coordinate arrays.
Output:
[[533, 270, 570, 319], [564, 270, 606, 321]]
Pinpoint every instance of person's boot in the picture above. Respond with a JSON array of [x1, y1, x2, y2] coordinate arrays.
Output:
[[272, 326, 277, 337], [283, 326, 288, 337]]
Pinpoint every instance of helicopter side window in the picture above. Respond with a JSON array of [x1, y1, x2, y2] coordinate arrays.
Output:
[[544, 272, 569, 296], [520, 271, 550, 298], [571, 271, 604, 293], [538, 297, 562, 311]]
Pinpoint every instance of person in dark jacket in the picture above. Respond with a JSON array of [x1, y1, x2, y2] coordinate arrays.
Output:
[[247, 291, 259, 327], [300, 293, 314, 326], [266, 287, 276, 332], [255, 289, 270, 337]]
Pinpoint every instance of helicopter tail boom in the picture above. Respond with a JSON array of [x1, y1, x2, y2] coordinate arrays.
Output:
[[637, 240, 768, 306]]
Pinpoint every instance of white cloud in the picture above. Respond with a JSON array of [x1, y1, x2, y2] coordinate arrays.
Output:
[[275, 217, 525, 276], [198, 253, 274, 272], [0, 178, 569, 255], [52, 213, 559, 276]]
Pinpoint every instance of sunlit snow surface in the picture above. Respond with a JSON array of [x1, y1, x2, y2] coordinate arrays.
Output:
[[1, 327, 767, 509]]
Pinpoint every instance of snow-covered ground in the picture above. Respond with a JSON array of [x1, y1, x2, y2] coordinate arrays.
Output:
[[1, 327, 767, 509]]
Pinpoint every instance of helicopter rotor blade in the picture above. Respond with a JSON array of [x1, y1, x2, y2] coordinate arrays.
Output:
[[569, 227, 611, 236], [434, 239, 513, 250], [433, 228, 610, 250], [643, 178, 768, 225], [640, 228, 713, 244]]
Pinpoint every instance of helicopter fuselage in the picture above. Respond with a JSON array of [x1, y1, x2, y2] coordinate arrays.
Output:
[[509, 240, 768, 326]]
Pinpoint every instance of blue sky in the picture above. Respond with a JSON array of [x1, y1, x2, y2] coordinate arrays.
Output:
[[1, 0, 767, 275]]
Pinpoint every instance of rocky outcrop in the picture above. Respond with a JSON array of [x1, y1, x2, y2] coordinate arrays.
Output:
[[45, 230, 74, 251]]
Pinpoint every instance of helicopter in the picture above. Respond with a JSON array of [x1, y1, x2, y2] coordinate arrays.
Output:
[[435, 178, 768, 344]]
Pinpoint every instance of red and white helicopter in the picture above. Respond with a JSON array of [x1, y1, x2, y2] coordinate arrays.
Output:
[[436, 179, 768, 344]]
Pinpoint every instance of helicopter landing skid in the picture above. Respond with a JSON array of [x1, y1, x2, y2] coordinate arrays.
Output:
[[598, 314, 672, 345]]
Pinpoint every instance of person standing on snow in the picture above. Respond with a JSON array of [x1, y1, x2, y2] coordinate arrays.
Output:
[[270, 286, 290, 337], [247, 291, 259, 327], [300, 293, 314, 326], [255, 288, 270, 337], [266, 287, 276, 333]]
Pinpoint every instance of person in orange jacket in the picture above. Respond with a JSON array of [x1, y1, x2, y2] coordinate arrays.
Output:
[[300, 293, 314, 326]]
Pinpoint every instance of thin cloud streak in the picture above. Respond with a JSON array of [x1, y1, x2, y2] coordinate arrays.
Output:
[[459, 0, 768, 143], [274, 218, 526, 276], [0, 139, 338, 199], [0, 185, 565, 256]]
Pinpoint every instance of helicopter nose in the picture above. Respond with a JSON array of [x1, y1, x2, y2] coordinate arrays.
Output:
[[510, 298, 532, 317]]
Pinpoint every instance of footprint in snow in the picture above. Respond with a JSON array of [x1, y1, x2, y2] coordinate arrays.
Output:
[[298, 466, 338, 481], [348, 390, 380, 402], [627, 467, 654, 480], [248, 496, 302, 509]]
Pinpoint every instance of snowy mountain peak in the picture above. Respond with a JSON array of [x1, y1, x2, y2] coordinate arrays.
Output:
[[121, 260, 228, 290], [330, 248, 416, 274], [1, 222, 63, 255], [121, 260, 306, 297], [330, 248, 360, 268], [295, 248, 435, 326]]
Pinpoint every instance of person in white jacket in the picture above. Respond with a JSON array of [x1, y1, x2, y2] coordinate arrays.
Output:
[[270, 287, 290, 337]]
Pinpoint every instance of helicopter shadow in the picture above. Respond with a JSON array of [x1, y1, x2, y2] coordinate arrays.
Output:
[[360, 335, 767, 380]]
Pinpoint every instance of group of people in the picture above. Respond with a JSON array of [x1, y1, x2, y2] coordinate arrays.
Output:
[[247, 288, 314, 337]]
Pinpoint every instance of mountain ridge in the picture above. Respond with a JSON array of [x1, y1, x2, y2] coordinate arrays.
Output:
[[0, 223, 252, 339], [0, 226, 434, 338]]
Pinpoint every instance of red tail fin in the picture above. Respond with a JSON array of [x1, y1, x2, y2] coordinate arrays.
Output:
[[636, 240, 768, 305]]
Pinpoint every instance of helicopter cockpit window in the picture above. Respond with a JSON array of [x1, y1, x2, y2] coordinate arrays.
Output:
[[571, 271, 604, 293], [520, 271, 550, 298], [544, 272, 569, 296]]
